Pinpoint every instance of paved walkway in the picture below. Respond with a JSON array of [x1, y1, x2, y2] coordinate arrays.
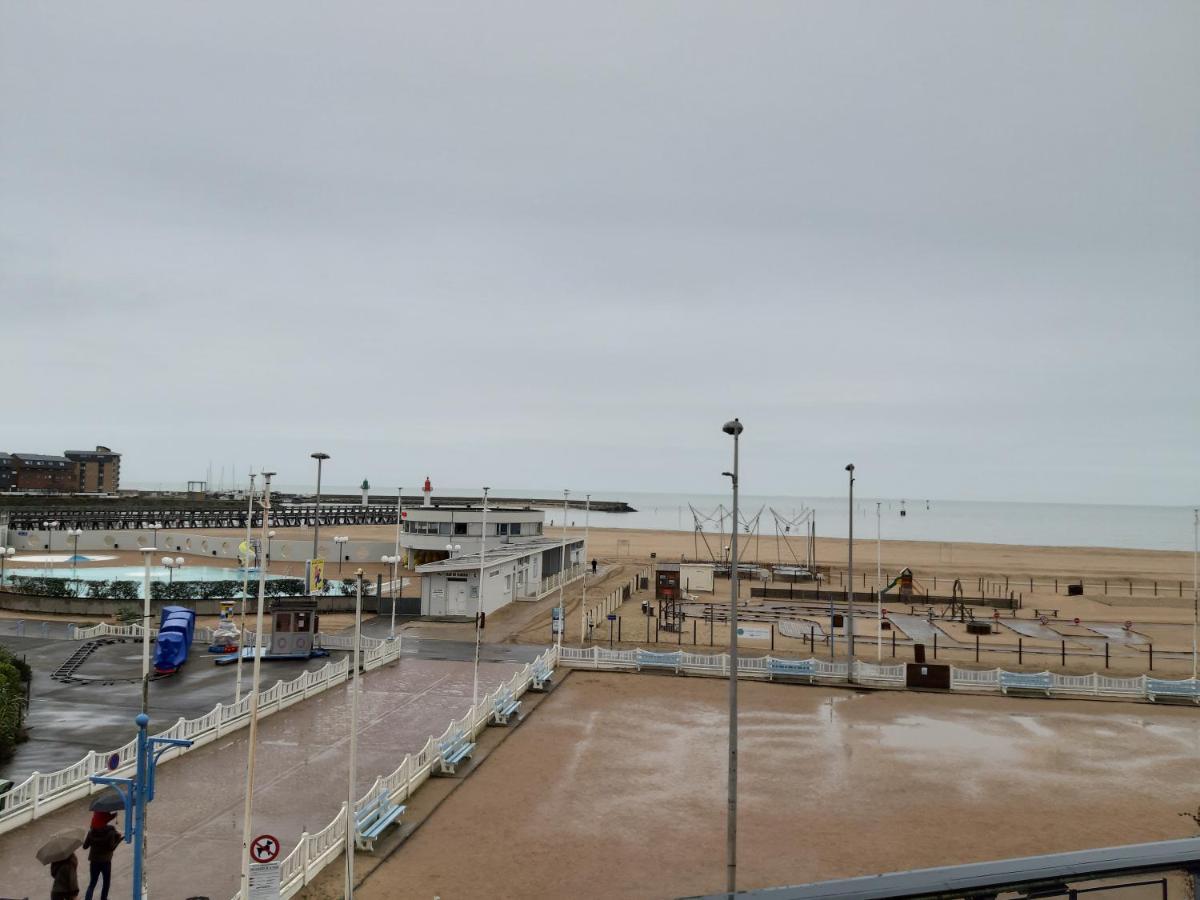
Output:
[[0, 654, 522, 899]]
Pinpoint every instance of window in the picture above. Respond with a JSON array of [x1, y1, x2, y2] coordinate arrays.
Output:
[[454, 522, 468, 536], [509, 523, 521, 536]]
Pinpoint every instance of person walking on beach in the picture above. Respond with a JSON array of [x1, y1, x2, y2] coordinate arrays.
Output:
[[50, 850, 80, 900], [82, 811, 122, 900]]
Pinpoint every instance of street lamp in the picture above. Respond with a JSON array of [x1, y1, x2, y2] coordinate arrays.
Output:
[[721, 416, 742, 897], [0, 547, 13, 587], [43, 521, 59, 576], [139, 546, 158, 714], [579, 494, 591, 646], [67, 528, 83, 595], [147, 522, 163, 552], [388, 486, 403, 640], [334, 535, 350, 575], [237, 473, 258, 707], [310, 452, 330, 561], [161, 556, 184, 586], [345, 567, 365, 898], [845, 464, 855, 676], [472, 488, 490, 706], [557, 489, 569, 650], [381, 554, 402, 640], [267, 530, 276, 563], [240, 471, 276, 898], [1192, 508, 1198, 680], [876, 502, 882, 662]]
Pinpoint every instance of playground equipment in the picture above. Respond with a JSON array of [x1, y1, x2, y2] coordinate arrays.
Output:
[[153, 606, 196, 675], [208, 601, 240, 653], [769, 507, 815, 570], [688, 503, 765, 564]]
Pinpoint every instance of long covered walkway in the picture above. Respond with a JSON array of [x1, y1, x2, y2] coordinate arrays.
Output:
[[0, 654, 521, 899]]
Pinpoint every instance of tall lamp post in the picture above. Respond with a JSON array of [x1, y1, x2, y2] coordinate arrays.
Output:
[[391, 487, 403, 639], [240, 471, 275, 898], [334, 536, 350, 575], [237, 473, 257, 707], [345, 568, 365, 898], [139, 546, 157, 714], [845, 464, 855, 677], [472, 488, 490, 706], [310, 452, 330, 561], [67, 528, 84, 595], [1192, 508, 1198, 680], [162, 556, 184, 586], [876, 502, 882, 662], [557, 489, 569, 650], [43, 521, 59, 576], [579, 494, 591, 646], [721, 417, 743, 897]]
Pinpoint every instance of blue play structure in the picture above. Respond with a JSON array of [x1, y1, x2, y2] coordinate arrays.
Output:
[[154, 606, 196, 675]]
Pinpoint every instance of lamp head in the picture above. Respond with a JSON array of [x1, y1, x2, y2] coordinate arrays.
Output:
[[311, 452, 330, 461], [845, 463, 855, 473], [722, 418, 743, 436]]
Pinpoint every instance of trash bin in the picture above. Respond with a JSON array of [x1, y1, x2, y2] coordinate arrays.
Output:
[[914, 643, 926, 664]]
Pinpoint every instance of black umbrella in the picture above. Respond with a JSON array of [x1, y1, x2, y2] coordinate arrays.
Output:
[[90, 788, 132, 813]]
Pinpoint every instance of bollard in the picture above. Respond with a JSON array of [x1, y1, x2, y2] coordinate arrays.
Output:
[[1104, 579, 1108, 594], [975, 633, 980, 663], [618, 616, 621, 643], [933, 633, 938, 659], [1055, 578, 1058, 593], [1105, 642, 1109, 669], [770, 625, 775, 651], [810, 625, 815, 649], [693, 621, 697, 644], [1018, 637, 1023, 665], [1154, 581, 1158, 596], [1061, 640, 1066, 667], [891, 629, 896, 657], [1149, 644, 1153, 671]]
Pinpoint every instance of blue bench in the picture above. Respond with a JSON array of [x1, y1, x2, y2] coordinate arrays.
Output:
[[1147, 678, 1200, 704], [491, 690, 522, 726], [530, 660, 554, 692], [767, 659, 816, 681], [436, 730, 476, 775], [638, 651, 678, 670], [354, 790, 406, 851], [999, 672, 1053, 696]]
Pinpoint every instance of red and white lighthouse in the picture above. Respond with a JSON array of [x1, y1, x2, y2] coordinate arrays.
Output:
[[422, 476, 433, 507]]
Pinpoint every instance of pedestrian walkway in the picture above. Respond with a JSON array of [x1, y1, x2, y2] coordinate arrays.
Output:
[[0, 655, 521, 899]]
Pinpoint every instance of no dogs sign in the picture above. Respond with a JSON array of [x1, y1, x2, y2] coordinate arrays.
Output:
[[251, 834, 280, 863]]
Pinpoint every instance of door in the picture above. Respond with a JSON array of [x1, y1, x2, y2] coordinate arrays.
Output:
[[448, 579, 469, 616]]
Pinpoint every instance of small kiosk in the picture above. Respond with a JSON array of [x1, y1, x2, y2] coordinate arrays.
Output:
[[267, 597, 320, 657]]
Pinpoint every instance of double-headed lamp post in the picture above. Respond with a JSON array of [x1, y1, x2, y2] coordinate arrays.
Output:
[[43, 521, 59, 576], [381, 553, 402, 640], [345, 567, 365, 897], [161, 556, 184, 586], [334, 536, 350, 575], [721, 417, 742, 897]]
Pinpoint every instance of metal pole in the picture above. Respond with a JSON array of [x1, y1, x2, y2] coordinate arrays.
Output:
[[311, 453, 328, 561], [236, 473, 256, 705], [133, 712, 149, 900], [345, 570, 364, 897], [722, 417, 743, 897], [140, 548, 155, 714], [876, 501, 882, 662], [472, 488, 490, 707], [391, 487, 402, 640], [239, 472, 274, 898], [846, 464, 855, 676], [557, 489, 569, 650], [580, 494, 591, 646], [1193, 508, 1198, 680]]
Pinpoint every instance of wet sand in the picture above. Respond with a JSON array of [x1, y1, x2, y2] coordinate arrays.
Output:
[[354, 671, 1200, 899]]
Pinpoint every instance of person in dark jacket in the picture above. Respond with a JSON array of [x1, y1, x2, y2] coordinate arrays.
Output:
[[50, 850, 79, 900], [83, 811, 122, 900]]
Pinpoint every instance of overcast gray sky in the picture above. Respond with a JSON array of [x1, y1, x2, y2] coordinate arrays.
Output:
[[1, 1, 1196, 504]]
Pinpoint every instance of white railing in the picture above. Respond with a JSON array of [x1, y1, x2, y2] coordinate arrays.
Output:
[[538, 564, 586, 598], [579, 567, 650, 637], [231, 646, 560, 899], [556, 646, 1185, 703], [0, 632, 401, 835]]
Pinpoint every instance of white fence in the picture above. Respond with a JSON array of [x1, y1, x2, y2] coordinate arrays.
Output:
[[580, 567, 650, 635], [538, 564, 586, 598], [0, 627, 402, 835], [233, 646, 560, 899], [556, 646, 1198, 703]]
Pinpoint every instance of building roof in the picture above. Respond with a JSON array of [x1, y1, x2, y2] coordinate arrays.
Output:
[[12, 453, 72, 464], [65, 448, 120, 458], [416, 537, 585, 574]]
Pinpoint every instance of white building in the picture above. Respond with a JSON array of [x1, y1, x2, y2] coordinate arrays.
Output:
[[417, 537, 585, 617], [399, 476, 546, 566]]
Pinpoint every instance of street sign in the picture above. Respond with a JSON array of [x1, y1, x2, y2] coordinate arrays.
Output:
[[607, 614, 616, 622], [247, 861, 281, 900], [250, 833, 281, 864], [1073, 617, 1081, 626], [735, 626, 770, 640]]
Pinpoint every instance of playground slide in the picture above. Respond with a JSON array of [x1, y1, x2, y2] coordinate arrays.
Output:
[[154, 605, 196, 675]]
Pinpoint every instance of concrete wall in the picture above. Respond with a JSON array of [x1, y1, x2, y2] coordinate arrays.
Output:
[[0, 589, 377, 617]]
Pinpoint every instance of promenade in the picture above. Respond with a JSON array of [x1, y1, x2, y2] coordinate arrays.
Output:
[[0, 654, 521, 899]]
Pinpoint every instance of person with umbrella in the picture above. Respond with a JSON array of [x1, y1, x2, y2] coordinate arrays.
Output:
[[83, 809, 122, 900], [37, 829, 83, 899]]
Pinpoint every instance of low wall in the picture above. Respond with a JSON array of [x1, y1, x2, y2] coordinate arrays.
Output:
[[0, 588, 407, 617], [748, 585, 1019, 610]]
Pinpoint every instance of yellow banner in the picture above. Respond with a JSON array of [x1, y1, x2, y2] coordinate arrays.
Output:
[[308, 557, 326, 594]]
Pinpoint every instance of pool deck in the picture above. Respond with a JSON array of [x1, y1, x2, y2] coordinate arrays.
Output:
[[0, 652, 523, 898]]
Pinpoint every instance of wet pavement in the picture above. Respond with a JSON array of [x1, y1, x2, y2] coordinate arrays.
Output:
[[1089, 624, 1149, 646], [0, 652, 523, 899], [358, 671, 1200, 900]]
